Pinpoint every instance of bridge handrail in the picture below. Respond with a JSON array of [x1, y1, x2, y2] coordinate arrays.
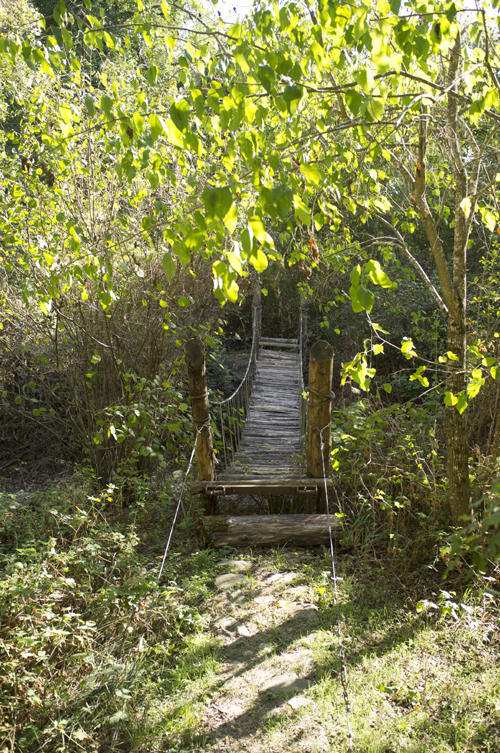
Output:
[[298, 298, 308, 442], [211, 294, 261, 470], [212, 300, 261, 408]]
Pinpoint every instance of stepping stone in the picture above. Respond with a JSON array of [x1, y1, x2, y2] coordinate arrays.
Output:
[[218, 559, 252, 573], [215, 573, 246, 590], [261, 672, 309, 693], [265, 571, 298, 586], [288, 695, 312, 710]]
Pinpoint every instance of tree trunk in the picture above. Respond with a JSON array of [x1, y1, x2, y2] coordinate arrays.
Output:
[[445, 313, 470, 522]]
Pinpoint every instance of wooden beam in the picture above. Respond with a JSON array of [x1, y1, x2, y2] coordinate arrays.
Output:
[[191, 477, 333, 496], [185, 338, 215, 513], [202, 514, 341, 546], [306, 340, 334, 481]]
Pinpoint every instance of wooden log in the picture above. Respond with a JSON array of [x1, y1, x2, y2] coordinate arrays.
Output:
[[185, 337, 215, 490], [202, 514, 340, 546], [191, 478, 333, 495], [306, 340, 334, 480]]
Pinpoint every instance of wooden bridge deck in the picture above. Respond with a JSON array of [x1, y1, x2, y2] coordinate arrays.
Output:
[[218, 337, 304, 483]]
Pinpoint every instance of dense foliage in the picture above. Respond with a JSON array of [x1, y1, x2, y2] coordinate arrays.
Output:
[[0, 1, 499, 749]]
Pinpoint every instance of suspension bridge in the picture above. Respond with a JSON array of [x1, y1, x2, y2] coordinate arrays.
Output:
[[187, 286, 339, 546]]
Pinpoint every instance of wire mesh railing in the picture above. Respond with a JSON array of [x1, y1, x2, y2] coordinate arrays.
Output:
[[211, 299, 261, 472]]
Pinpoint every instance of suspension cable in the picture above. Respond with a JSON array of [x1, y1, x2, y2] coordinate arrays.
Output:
[[157, 433, 199, 581], [109, 425, 203, 748], [319, 424, 354, 752], [211, 300, 261, 470]]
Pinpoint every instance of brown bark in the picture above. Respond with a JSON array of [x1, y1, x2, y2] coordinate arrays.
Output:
[[445, 314, 470, 521], [185, 338, 215, 513], [306, 340, 334, 481]]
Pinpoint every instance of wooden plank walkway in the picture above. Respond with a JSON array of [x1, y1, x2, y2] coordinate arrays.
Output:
[[218, 338, 304, 482]]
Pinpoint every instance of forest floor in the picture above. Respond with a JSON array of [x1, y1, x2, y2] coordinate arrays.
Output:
[[1, 478, 498, 753], [158, 547, 499, 753]]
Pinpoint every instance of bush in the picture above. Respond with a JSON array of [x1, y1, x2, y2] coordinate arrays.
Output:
[[330, 396, 446, 562], [0, 479, 212, 752]]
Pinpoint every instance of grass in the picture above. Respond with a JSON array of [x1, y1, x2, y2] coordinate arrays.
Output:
[[0, 479, 498, 753]]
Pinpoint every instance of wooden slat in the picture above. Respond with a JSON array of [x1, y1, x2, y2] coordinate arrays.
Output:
[[212, 336, 311, 498], [202, 514, 340, 546], [192, 478, 332, 494]]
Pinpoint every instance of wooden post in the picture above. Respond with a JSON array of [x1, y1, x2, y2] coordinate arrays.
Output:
[[185, 338, 215, 513], [252, 280, 262, 353], [300, 292, 309, 375], [306, 340, 334, 481]]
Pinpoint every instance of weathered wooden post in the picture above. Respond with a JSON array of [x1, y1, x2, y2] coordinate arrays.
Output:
[[252, 281, 262, 354], [300, 292, 309, 374], [306, 340, 334, 487], [185, 338, 215, 513]]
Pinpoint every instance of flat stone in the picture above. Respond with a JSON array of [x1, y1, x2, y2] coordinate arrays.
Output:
[[218, 559, 252, 573], [294, 606, 319, 621], [236, 622, 255, 637], [265, 571, 298, 586], [215, 573, 246, 590], [261, 672, 309, 693], [281, 603, 319, 621], [288, 695, 312, 710], [213, 616, 235, 632], [254, 594, 274, 607]]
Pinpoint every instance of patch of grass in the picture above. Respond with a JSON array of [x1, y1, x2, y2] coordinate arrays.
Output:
[[1, 480, 498, 753]]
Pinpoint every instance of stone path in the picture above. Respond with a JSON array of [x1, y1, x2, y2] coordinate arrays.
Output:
[[202, 556, 329, 753]]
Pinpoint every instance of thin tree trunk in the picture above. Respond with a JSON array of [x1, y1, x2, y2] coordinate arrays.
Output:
[[445, 313, 470, 521]]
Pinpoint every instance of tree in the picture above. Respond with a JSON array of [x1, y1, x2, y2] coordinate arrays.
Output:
[[0, 0, 498, 517]]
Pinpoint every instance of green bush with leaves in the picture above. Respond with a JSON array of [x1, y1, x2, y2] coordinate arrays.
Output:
[[330, 397, 446, 559], [0, 479, 215, 752]]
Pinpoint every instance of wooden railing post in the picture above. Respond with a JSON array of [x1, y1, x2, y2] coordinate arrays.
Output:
[[300, 292, 309, 375], [252, 281, 262, 354], [185, 338, 215, 499], [306, 340, 334, 481]]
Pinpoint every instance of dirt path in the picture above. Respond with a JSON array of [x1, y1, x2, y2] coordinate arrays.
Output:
[[206, 558, 325, 752], [162, 550, 497, 753]]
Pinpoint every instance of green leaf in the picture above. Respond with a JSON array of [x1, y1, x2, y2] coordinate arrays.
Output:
[[283, 84, 303, 113], [269, 184, 293, 218], [456, 393, 468, 414], [100, 94, 114, 117], [350, 283, 374, 313], [84, 95, 96, 117], [365, 259, 393, 288], [132, 111, 144, 135], [401, 338, 416, 359], [345, 89, 362, 115], [257, 65, 275, 93], [383, 383, 392, 393], [162, 252, 176, 281], [202, 186, 233, 221], [223, 204, 238, 233], [249, 246, 268, 272], [248, 216, 267, 244], [444, 391, 458, 407], [170, 99, 190, 132], [144, 65, 158, 85], [227, 250, 243, 275], [149, 113, 166, 141], [293, 194, 311, 225], [164, 118, 184, 148], [300, 163, 322, 186]]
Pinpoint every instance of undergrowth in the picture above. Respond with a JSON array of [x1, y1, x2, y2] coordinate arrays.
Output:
[[0, 479, 218, 753]]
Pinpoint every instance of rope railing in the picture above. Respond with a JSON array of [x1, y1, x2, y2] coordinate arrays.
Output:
[[211, 298, 261, 471], [298, 299, 308, 443]]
